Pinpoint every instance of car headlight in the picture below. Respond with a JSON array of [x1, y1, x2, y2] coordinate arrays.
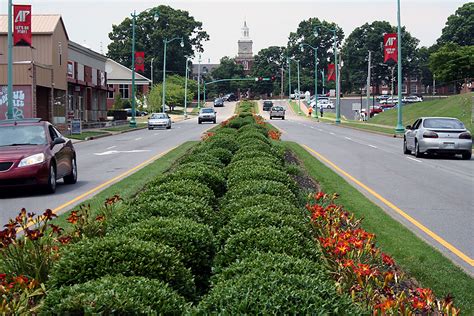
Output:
[[18, 153, 45, 167]]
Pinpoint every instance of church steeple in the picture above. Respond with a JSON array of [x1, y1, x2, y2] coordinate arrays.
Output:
[[241, 21, 250, 39]]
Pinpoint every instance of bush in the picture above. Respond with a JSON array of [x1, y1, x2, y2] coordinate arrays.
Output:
[[231, 150, 279, 163], [238, 123, 268, 136], [205, 148, 233, 165], [41, 276, 190, 315], [227, 165, 298, 194], [238, 112, 254, 118], [227, 116, 254, 129], [199, 255, 359, 314], [236, 131, 270, 145], [225, 157, 283, 175], [213, 226, 321, 270], [223, 180, 297, 204], [204, 136, 239, 154], [234, 144, 275, 157], [115, 217, 216, 291], [106, 205, 149, 232], [213, 127, 238, 136], [179, 153, 224, 168], [48, 236, 195, 299], [217, 209, 310, 245], [139, 179, 215, 206]]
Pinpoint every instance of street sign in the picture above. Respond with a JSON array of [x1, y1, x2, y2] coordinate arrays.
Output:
[[71, 119, 81, 135]]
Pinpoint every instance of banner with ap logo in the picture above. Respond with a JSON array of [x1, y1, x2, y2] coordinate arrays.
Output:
[[13, 4, 32, 47], [384, 33, 398, 63]]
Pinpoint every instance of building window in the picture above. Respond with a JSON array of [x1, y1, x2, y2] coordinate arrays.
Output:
[[119, 84, 129, 99], [410, 84, 418, 94], [107, 85, 114, 99], [242, 60, 249, 71], [402, 84, 408, 94]]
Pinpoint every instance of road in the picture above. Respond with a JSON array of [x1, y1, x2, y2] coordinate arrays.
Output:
[[262, 100, 474, 275], [0, 102, 237, 225]]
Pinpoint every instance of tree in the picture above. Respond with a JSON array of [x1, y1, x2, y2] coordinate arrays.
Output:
[[107, 5, 209, 81], [287, 18, 344, 94], [341, 21, 419, 94], [251, 46, 287, 96], [429, 43, 474, 92], [147, 75, 195, 112], [438, 3, 474, 47], [203, 57, 245, 99]]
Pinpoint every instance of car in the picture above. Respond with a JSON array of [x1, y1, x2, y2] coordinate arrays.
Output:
[[403, 117, 472, 159], [403, 95, 423, 103], [312, 99, 334, 109], [198, 108, 217, 124], [214, 98, 224, 107], [361, 106, 383, 118], [223, 93, 237, 102], [269, 105, 285, 120], [290, 91, 305, 99], [0, 118, 77, 193], [148, 113, 171, 129], [263, 101, 273, 111], [376, 95, 390, 102]]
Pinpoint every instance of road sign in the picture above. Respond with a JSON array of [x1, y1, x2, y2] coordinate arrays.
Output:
[[71, 119, 81, 135]]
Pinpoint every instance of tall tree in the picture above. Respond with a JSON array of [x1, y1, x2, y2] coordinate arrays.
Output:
[[147, 75, 195, 112], [341, 21, 419, 94], [107, 5, 209, 81], [203, 57, 245, 99], [429, 43, 474, 92], [287, 18, 344, 94], [437, 3, 474, 47], [251, 46, 287, 95]]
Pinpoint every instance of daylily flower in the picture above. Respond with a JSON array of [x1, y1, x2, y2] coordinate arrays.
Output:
[[43, 209, 57, 220], [382, 253, 395, 266]]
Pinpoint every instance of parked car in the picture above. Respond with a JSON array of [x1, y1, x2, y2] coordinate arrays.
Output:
[[214, 98, 224, 107], [290, 91, 305, 99], [0, 118, 77, 193], [148, 113, 171, 129], [376, 95, 390, 102], [263, 100, 273, 111], [312, 99, 334, 109], [198, 108, 217, 124], [269, 106, 285, 120], [361, 106, 383, 118], [403, 95, 423, 103], [223, 93, 237, 102], [404, 117, 472, 159]]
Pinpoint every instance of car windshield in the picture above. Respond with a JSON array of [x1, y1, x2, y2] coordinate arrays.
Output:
[[0, 125, 47, 146], [150, 113, 166, 119], [201, 108, 214, 113], [423, 118, 465, 129], [272, 107, 283, 111]]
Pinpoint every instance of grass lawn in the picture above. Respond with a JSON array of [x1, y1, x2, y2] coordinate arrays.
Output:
[[371, 93, 473, 132], [68, 131, 108, 140], [102, 122, 147, 132], [51, 141, 197, 229], [285, 141, 474, 314], [288, 101, 304, 116]]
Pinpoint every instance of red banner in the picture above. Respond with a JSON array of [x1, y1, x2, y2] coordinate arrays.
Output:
[[327, 64, 336, 81], [13, 5, 32, 47], [134, 52, 145, 72], [384, 33, 398, 63]]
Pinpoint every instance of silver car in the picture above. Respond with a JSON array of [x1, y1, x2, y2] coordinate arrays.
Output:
[[198, 108, 217, 124], [148, 113, 171, 130], [404, 117, 472, 159]]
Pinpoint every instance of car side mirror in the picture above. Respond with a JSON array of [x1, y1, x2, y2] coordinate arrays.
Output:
[[52, 137, 65, 147], [406, 125, 412, 130]]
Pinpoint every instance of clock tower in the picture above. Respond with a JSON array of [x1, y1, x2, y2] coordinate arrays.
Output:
[[235, 21, 254, 73]]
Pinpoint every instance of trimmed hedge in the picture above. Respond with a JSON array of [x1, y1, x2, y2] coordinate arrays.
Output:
[[220, 194, 298, 215], [203, 135, 239, 153], [227, 165, 298, 194], [139, 179, 215, 206], [223, 180, 297, 204], [41, 276, 190, 315], [179, 153, 224, 168], [231, 150, 279, 163], [227, 116, 254, 129], [236, 131, 271, 145], [213, 226, 321, 270], [238, 123, 268, 136], [115, 217, 216, 289], [199, 264, 360, 314], [225, 157, 283, 175], [217, 209, 310, 245], [49, 236, 195, 299], [204, 148, 233, 165]]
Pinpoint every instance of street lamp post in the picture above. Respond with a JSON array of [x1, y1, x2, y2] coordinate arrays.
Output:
[[7, 0, 13, 119], [150, 57, 155, 87], [300, 42, 319, 119], [184, 58, 189, 119], [161, 37, 184, 114], [197, 54, 201, 109], [395, 0, 404, 133], [321, 69, 325, 95], [296, 60, 302, 115], [287, 57, 291, 101]]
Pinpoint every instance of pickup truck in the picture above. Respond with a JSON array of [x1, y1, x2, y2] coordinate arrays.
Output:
[[269, 106, 285, 120]]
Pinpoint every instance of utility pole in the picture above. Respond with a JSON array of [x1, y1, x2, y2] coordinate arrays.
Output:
[[287, 57, 291, 101], [280, 67, 284, 99], [150, 58, 154, 87], [366, 50, 371, 119], [321, 69, 325, 95], [395, 0, 404, 133], [7, 0, 13, 119], [197, 54, 201, 109]]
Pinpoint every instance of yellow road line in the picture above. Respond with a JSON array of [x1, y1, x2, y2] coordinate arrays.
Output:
[[302, 144, 474, 267], [21, 146, 177, 231]]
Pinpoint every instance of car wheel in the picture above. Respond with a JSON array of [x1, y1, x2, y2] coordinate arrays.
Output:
[[270, 116, 273, 120], [415, 140, 423, 158], [166, 124, 171, 129], [403, 138, 410, 154], [213, 119, 216, 124], [282, 116, 285, 120], [462, 151, 472, 160], [148, 127, 152, 130], [46, 163, 57, 193], [198, 120, 202, 124], [63, 157, 77, 184]]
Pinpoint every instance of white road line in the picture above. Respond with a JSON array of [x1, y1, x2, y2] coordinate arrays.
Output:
[[330, 132, 335, 135], [368, 144, 378, 149], [154, 133, 159, 136], [407, 157, 423, 163], [106, 146, 117, 150], [317, 129, 323, 132], [345, 137, 352, 140], [134, 137, 143, 141]]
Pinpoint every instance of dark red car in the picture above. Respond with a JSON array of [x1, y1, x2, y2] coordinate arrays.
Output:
[[0, 118, 77, 193]]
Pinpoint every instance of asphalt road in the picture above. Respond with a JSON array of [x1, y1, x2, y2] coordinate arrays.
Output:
[[262, 100, 474, 275], [0, 102, 237, 225]]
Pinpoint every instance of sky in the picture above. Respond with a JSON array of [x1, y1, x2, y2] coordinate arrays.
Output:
[[0, 0, 468, 63]]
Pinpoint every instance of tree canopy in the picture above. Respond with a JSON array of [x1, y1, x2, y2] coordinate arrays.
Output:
[[107, 5, 209, 81], [251, 46, 287, 95], [437, 3, 474, 47], [148, 75, 196, 112]]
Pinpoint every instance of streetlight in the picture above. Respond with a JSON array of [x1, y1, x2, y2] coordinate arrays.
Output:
[[150, 57, 156, 87], [6, 0, 13, 119], [161, 37, 184, 114], [395, 0, 404, 133], [296, 59, 302, 115], [316, 24, 340, 123], [130, 9, 159, 128], [184, 58, 190, 119], [300, 37, 319, 119], [197, 54, 201, 109], [287, 56, 291, 102]]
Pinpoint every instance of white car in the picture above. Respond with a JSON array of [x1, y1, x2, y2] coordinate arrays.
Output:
[[379, 97, 398, 105], [403, 96, 423, 103], [148, 113, 171, 130], [313, 99, 334, 109]]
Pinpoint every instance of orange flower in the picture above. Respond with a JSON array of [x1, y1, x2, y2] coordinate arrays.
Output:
[[334, 241, 350, 256], [342, 259, 354, 268], [43, 209, 57, 220], [96, 215, 105, 222], [375, 298, 396, 312], [411, 297, 427, 310], [351, 238, 364, 249], [381, 253, 395, 266], [318, 237, 334, 249], [353, 263, 373, 276], [315, 191, 325, 200], [67, 211, 79, 224]]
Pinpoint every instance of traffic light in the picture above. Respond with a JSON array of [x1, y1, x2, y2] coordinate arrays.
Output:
[[271, 76, 276, 82]]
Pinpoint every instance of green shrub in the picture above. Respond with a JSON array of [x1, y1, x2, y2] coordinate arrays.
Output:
[[213, 226, 321, 270], [49, 236, 195, 299], [227, 165, 298, 194], [225, 157, 283, 175], [179, 153, 224, 168], [236, 131, 270, 145], [227, 116, 254, 129], [204, 136, 239, 154], [41, 276, 190, 315], [238, 123, 268, 136], [234, 144, 274, 157], [217, 209, 310, 245], [213, 127, 238, 136], [231, 150, 278, 163], [223, 180, 297, 204], [205, 148, 233, 165], [115, 217, 216, 291], [139, 179, 215, 206], [238, 112, 254, 118], [106, 205, 149, 232], [198, 269, 360, 314]]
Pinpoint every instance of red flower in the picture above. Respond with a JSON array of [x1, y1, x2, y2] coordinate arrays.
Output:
[[318, 237, 334, 249], [96, 215, 105, 222], [351, 238, 364, 249], [334, 241, 350, 256], [58, 236, 72, 245], [375, 298, 396, 312], [315, 191, 325, 201], [67, 211, 79, 224], [342, 259, 354, 268], [381, 253, 395, 266], [411, 297, 427, 310], [353, 263, 373, 276], [50, 224, 63, 235], [43, 209, 57, 220], [26, 229, 43, 241]]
